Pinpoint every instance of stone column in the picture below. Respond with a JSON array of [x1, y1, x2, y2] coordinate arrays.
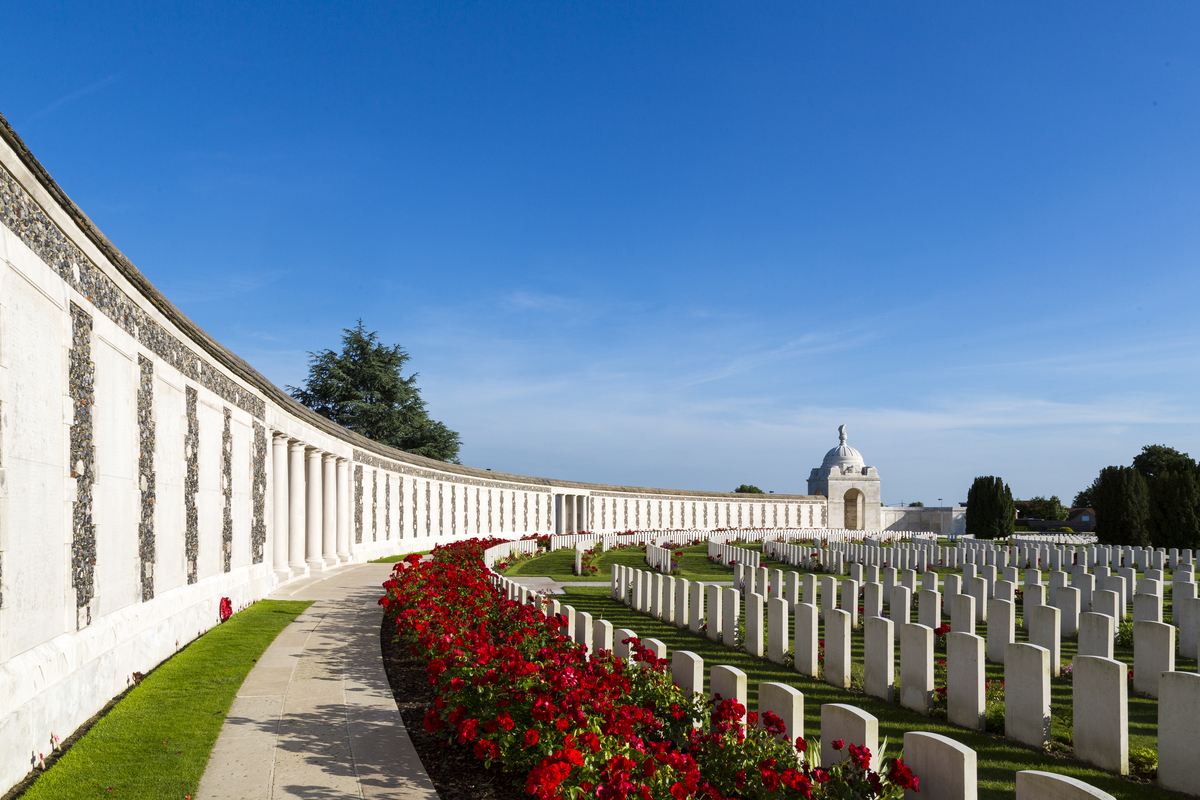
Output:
[[336, 458, 350, 561], [305, 447, 324, 572], [288, 440, 308, 575], [272, 433, 291, 578], [322, 453, 337, 565]]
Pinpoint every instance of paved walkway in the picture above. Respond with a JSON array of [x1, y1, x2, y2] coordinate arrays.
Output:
[[196, 563, 437, 800]]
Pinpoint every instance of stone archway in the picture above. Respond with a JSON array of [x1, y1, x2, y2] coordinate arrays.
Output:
[[843, 488, 864, 530]]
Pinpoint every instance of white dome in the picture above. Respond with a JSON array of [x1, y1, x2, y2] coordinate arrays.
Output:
[[821, 424, 865, 470]]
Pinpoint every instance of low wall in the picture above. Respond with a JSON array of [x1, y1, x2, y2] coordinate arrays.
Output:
[[879, 506, 966, 536]]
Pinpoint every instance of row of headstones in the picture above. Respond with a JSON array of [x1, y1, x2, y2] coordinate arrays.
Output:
[[502, 577, 1132, 800], [557, 526, 891, 557], [638, 539, 1194, 670], [483, 538, 540, 567], [508, 576, 1124, 800], [707, 541, 762, 569], [610, 565, 1200, 793], [553, 528, 709, 554], [962, 538, 1194, 572], [958, 558, 1200, 663], [646, 542, 674, 573], [819, 538, 942, 573]]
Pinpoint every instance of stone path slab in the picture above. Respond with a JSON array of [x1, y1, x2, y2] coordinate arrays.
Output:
[[197, 563, 436, 800]]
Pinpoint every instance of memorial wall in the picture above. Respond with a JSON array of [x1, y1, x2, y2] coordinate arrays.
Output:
[[0, 116, 832, 792]]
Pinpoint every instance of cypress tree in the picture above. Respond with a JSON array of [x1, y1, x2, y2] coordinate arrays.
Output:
[[1093, 466, 1150, 546], [965, 476, 1015, 539], [1149, 471, 1200, 550]]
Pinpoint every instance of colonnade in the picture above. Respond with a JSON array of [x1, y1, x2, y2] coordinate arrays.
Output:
[[555, 494, 589, 535], [271, 433, 352, 578]]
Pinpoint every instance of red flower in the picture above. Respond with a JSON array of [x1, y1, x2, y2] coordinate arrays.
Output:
[[831, 738, 844, 751], [523, 728, 540, 747]]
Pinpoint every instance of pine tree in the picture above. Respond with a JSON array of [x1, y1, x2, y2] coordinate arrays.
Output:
[[1093, 466, 1149, 546], [965, 476, 1015, 539]]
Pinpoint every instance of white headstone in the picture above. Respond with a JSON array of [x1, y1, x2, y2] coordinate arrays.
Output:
[[1005, 643, 1051, 749], [1072, 656, 1128, 774], [947, 631, 986, 731]]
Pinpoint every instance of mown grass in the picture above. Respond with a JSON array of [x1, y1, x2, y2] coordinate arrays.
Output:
[[501, 544, 735, 582], [19, 600, 311, 800], [561, 583, 1190, 800], [370, 549, 432, 563]]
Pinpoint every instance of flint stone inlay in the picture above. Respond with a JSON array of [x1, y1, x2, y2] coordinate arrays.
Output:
[[137, 355, 155, 600], [184, 387, 199, 584], [353, 465, 363, 543], [182, 386, 199, 582], [69, 303, 95, 625], [221, 407, 232, 573], [251, 422, 266, 563]]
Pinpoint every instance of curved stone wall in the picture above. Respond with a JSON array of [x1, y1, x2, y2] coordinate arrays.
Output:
[[0, 115, 839, 793]]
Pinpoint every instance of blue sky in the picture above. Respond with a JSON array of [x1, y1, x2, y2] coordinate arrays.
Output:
[[5, 2, 1200, 504]]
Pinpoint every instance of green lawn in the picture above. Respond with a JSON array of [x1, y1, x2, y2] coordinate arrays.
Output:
[[501, 544, 735, 582], [561, 583, 1188, 800], [21, 599, 311, 800], [370, 549, 432, 562]]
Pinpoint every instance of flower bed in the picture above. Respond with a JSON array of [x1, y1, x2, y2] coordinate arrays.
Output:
[[380, 538, 918, 799]]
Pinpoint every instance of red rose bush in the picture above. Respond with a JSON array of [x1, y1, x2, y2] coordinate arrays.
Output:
[[380, 538, 916, 800]]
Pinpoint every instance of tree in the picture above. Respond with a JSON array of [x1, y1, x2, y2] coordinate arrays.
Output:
[[1092, 466, 1149, 546], [1072, 484, 1095, 509], [1148, 471, 1200, 550], [1132, 444, 1196, 482], [1015, 495, 1069, 521], [288, 321, 462, 463], [908, 501, 924, 507], [734, 484, 765, 494], [965, 476, 1015, 540]]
